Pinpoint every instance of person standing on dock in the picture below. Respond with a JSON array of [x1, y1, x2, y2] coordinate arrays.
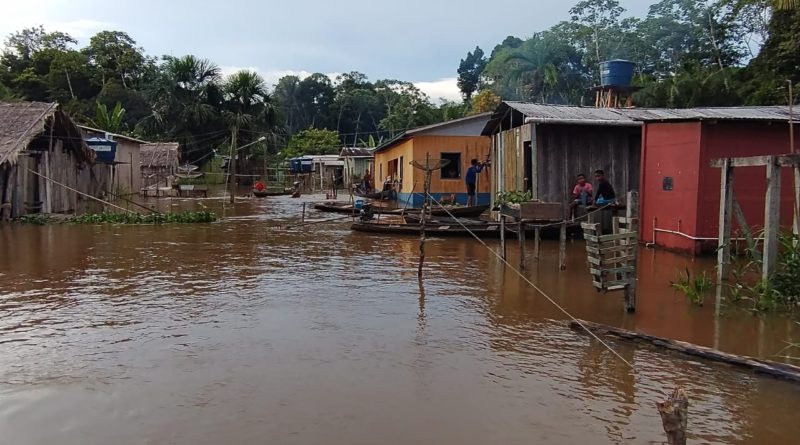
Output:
[[465, 158, 486, 206], [593, 169, 616, 206]]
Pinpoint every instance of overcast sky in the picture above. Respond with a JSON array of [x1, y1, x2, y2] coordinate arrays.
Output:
[[2, 0, 650, 101]]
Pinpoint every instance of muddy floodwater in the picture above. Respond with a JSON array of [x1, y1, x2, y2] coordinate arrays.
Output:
[[1, 195, 800, 445]]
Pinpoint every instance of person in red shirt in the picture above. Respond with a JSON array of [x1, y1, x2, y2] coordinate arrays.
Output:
[[254, 180, 265, 191], [570, 173, 593, 219]]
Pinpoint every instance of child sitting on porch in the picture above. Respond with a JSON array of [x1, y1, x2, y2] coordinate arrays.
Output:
[[570, 173, 593, 219]]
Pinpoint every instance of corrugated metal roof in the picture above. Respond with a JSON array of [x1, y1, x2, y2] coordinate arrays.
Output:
[[482, 102, 796, 135], [375, 113, 492, 154], [623, 106, 793, 122], [339, 147, 374, 158]]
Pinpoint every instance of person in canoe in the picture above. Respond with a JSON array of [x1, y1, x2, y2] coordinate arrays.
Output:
[[253, 180, 266, 192]]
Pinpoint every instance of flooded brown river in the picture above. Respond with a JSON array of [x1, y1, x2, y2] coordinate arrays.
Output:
[[1, 194, 799, 444]]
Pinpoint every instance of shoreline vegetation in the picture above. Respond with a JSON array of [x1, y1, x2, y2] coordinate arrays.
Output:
[[15, 211, 217, 225]]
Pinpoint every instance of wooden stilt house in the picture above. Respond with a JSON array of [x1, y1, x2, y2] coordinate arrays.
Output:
[[0, 102, 110, 220]]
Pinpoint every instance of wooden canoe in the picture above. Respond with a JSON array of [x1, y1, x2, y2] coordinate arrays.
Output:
[[313, 202, 406, 215], [252, 189, 292, 197], [350, 221, 504, 238]]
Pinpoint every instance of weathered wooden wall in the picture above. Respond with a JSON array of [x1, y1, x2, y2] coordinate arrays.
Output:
[[0, 139, 110, 219], [536, 125, 641, 203]]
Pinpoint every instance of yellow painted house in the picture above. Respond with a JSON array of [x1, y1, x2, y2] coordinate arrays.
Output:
[[373, 113, 492, 207]]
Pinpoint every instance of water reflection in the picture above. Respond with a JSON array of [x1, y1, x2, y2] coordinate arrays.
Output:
[[0, 194, 799, 445]]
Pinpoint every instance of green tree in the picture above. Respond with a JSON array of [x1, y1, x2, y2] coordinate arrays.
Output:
[[283, 128, 341, 158], [457, 46, 486, 101], [377, 80, 436, 137], [84, 31, 149, 88], [469, 90, 502, 114]]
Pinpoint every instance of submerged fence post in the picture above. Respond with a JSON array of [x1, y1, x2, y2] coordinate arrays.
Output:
[[518, 220, 526, 270], [559, 223, 567, 270], [500, 216, 507, 260], [763, 156, 781, 281], [716, 159, 734, 282]]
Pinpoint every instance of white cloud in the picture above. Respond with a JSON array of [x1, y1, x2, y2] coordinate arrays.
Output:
[[414, 78, 461, 103]]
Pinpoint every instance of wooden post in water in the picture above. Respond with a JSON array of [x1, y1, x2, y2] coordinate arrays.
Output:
[[500, 216, 507, 260], [657, 387, 689, 445], [716, 158, 734, 282], [301, 202, 306, 224], [418, 153, 433, 278], [518, 220, 526, 270], [534, 226, 541, 260], [763, 156, 781, 281], [624, 191, 639, 312], [559, 223, 567, 270]]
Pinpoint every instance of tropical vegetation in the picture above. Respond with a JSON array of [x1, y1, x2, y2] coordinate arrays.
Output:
[[0, 0, 798, 173]]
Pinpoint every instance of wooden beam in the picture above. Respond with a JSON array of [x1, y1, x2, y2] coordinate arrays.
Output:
[[717, 159, 734, 282], [559, 223, 567, 270], [710, 154, 800, 168], [500, 217, 506, 260], [534, 226, 541, 260], [763, 156, 781, 281]]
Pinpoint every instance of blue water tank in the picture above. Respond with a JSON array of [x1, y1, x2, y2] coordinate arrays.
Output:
[[289, 156, 314, 173], [289, 157, 301, 173], [600, 60, 635, 86], [85, 137, 117, 164]]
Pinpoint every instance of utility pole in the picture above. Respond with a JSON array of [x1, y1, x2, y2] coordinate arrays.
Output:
[[228, 126, 237, 204]]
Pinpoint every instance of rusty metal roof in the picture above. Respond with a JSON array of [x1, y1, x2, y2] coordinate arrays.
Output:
[[483, 102, 797, 135], [623, 106, 794, 122], [339, 147, 374, 158]]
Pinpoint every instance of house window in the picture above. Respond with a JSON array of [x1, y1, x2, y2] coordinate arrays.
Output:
[[440, 152, 461, 179]]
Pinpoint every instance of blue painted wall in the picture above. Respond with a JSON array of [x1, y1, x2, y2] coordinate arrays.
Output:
[[396, 192, 491, 208]]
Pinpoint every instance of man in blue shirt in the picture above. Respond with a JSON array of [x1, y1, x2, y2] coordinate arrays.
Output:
[[465, 158, 486, 206]]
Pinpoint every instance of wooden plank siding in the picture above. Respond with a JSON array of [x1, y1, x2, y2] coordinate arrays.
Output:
[[536, 125, 641, 203]]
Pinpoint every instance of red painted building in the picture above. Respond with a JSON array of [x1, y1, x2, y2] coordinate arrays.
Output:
[[637, 113, 796, 254]]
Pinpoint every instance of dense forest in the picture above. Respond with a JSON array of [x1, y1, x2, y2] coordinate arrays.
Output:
[[1, 0, 797, 169]]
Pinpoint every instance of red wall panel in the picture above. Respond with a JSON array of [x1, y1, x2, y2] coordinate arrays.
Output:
[[698, 122, 795, 239], [640, 122, 703, 253]]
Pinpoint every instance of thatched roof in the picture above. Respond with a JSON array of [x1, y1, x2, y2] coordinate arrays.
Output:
[[140, 142, 180, 168], [0, 101, 93, 165]]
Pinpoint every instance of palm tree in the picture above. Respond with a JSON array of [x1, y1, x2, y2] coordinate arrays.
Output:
[[222, 70, 281, 178], [139, 55, 225, 164]]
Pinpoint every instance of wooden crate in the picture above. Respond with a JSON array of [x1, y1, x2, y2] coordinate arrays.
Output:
[[582, 220, 637, 291]]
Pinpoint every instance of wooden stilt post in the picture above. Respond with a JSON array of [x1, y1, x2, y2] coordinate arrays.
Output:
[[500, 216, 507, 260], [657, 387, 689, 445], [559, 223, 567, 270], [534, 226, 541, 260], [624, 191, 639, 313], [518, 220, 526, 270], [717, 159, 734, 282], [763, 156, 781, 281], [301, 202, 306, 224], [418, 153, 432, 278]]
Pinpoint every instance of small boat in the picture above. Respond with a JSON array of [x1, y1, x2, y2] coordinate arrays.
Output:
[[252, 188, 293, 197], [428, 204, 489, 218], [354, 189, 394, 200], [351, 220, 504, 238], [313, 202, 406, 215]]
